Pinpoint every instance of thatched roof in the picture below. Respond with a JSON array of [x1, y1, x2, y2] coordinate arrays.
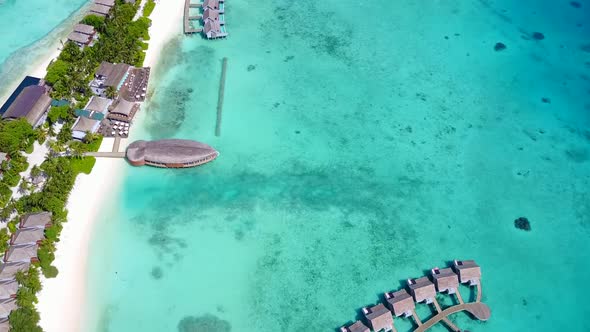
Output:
[[453, 260, 481, 284], [363, 303, 393, 332], [0, 262, 30, 282], [203, 8, 220, 21], [203, 0, 220, 10], [90, 3, 111, 15], [20, 212, 52, 229], [85, 96, 111, 114], [0, 280, 19, 300], [126, 139, 218, 166], [74, 23, 96, 35], [407, 276, 436, 303], [68, 31, 92, 44], [95, 0, 115, 7], [385, 289, 415, 317], [10, 228, 44, 245], [4, 244, 38, 263], [110, 98, 136, 117], [72, 117, 101, 135], [431, 267, 459, 293], [2, 85, 50, 126], [96, 62, 131, 87], [0, 320, 8, 332], [0, 299, 16, 319], [341, 320, 369, 332]]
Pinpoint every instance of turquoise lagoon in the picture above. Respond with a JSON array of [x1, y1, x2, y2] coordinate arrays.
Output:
[[0, 0, 90, 98], [53, 0, 590, 331]]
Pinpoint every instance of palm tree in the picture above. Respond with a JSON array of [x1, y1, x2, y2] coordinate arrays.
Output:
[[105, 86, 117, 99], [17, 179, 30, 195]]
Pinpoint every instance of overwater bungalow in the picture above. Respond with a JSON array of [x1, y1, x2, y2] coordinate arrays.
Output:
[[1, 85, 50, 127], [19, 212, 52, 229], [407, 277, 436, 304], [384, 289, 415, 317], [362, 303, 394, 332], [453, 260, 481, 285], [203, 8, 224, 25], [340, 320, 370, 332], [203, 0, 224, 12], [0, 262, 30, 282], [0, 299, 16, 320], [89, 3, 111, 17], [126, 139, 219, 168], [0, 280, 18, 300], [10, 228, 44, 246], [203, 19, 228, 39], [431, 267, 459, 294], [3, 244, 39, 263]]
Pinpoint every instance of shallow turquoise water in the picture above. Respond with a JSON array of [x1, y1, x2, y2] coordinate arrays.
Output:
[[0, 0, 89, 98], [80, 0, 590, 331]]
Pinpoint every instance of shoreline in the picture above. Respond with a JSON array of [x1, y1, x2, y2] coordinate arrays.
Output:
[[35, 1, 186, 331]]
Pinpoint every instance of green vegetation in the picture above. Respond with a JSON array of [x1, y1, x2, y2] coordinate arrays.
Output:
[[0, 119, 36, 154], [0, 228, 10, 252], [70, 157, 97, 175], [46, 104, 71, 124], [10, 268, 43, 332], [143, 0, 156, 17]]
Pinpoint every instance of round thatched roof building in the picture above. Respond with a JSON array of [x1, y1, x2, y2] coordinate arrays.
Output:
[[126, 139, 218, 168]]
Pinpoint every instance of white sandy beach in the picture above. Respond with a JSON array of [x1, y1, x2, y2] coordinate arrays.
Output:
[[36, 1, 185, 331]]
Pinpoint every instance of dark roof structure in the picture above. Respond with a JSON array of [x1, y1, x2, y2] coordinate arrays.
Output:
[[0, 262, 30, 282], [10, 228, 44, 246], [96, 62, 131, 87], [0, 76, 40, 115], [109, 98, 136, 117], [126, 139, 219, 168], [203, 0, 220, 10], [74, 23, 96, 35], [85, 96, 111, 114], [72, 117, 101, 136], [407, 276, 436, 303], [0, 299, 16, 319], [2, 85, 50, 126], [384, 289, 415, 317], [0, 280, 18, 300], [90, 3, 111, 16], [203, 8, 220, 21], [67, 31, 93, 45], [95, 0, 115, 7], [431, 267, 459, 293], [362, 303, 394, 332], [340, 320, 369, 332], [4, 244, 39, 263]]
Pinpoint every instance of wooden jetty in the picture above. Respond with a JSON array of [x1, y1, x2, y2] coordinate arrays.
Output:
[[342, 260, 491, 332], [183, 0, 203, 34], [215, 57, 228, 136], [86, 152, 126, 158]]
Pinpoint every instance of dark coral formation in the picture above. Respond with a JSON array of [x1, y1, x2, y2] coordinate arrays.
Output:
[[151, 266, 163, 279], [514, 217, 531, 231], [494, 42, 507, 51], [541, 97, 551, 103], [178, 314, 231, 332], [570, 1, 581, 8], [247, 65, 256, 72], [532, 32, 545, 40]]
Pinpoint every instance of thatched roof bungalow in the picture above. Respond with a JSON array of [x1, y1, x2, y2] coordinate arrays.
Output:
[[203, 19, 228, 39], [203, 0, 222, 10], [362, 303, 394, 332], [0, 299, 16, 319], [407, 277, 436, 304], [384, 289, 415, 317], [0, 319, 8, 332], [0, 280, 18, 300], [340, 320, 369, 332], [4, 244, 39, 263], [72, 117, 101, 140], [95, 0, 115, 7], [19, 212, 52, 229], [126, 139, 218, 168], [1, 85, 50, 127], [203, 8, 224, 24], [431, 267, 459, 293], [96, 62, 131, 87], [10, 228, 44, 246], [108, 98, 138, 122], [89, 3, 111, 17], [453, 260, 481, 285], [0, 262, 29, 282]]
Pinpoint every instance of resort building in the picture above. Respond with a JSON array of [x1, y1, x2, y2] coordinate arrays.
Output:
[[67, 24, 98, 49], [0, 76, 41, 115], [0, 299, 16, 320], [126, 139, 219, 168], [95, 0, 115, 7], [0, 262, 30, 282], [384, 289, 415, 317], [19, 212, 52, 229], [203, 0, 224, 11], [340, 320, 370, 332], [203, 8, 225, 25], [431, 267, 459, 294], [453, 260, 481, 285], [1, 84, 50, 127], [203, 19, 228, 39], [0, 319, 8, 332], [72, 96, 111, 140], [0, 280, 18, 300], [3, 244, 39, 263], [89, 3, 111, 17], [362, 303, 394, 332], [108, 97, 138, 122], [90, 61, 131, 97], [10, 228, 45, 246], [407, 277, 436, 304]]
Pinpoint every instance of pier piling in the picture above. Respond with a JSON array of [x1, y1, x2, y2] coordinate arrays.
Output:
[[215, 57, 228, 137]]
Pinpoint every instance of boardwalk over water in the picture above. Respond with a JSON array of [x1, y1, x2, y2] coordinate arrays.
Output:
[[414, 302, 491, 332], [215, 57, 228, 136], [86, 152, 126, 158], [184, 0, 203, 34]]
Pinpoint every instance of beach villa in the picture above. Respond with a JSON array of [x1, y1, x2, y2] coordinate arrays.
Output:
[[19, 212, 52, 229], [0, 299, 16, 320], [0, 262, 30, 282], [10, 228, 45, 246], [72, 96, 111, 140], [89, 3, 112, 17], [3, 244, 39, 264], [0, 280, 18, 301], [90, 62, 131, 97], [67, 24, 99, 49], [1, 84, 50, 127]]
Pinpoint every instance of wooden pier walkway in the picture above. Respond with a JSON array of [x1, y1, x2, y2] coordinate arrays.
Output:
[[112, 136, 122, 153], [215, 57, 228, 136], [183, 0, 203, 34], [86, 152, 126, 158], [414, 302, 491, 332]]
